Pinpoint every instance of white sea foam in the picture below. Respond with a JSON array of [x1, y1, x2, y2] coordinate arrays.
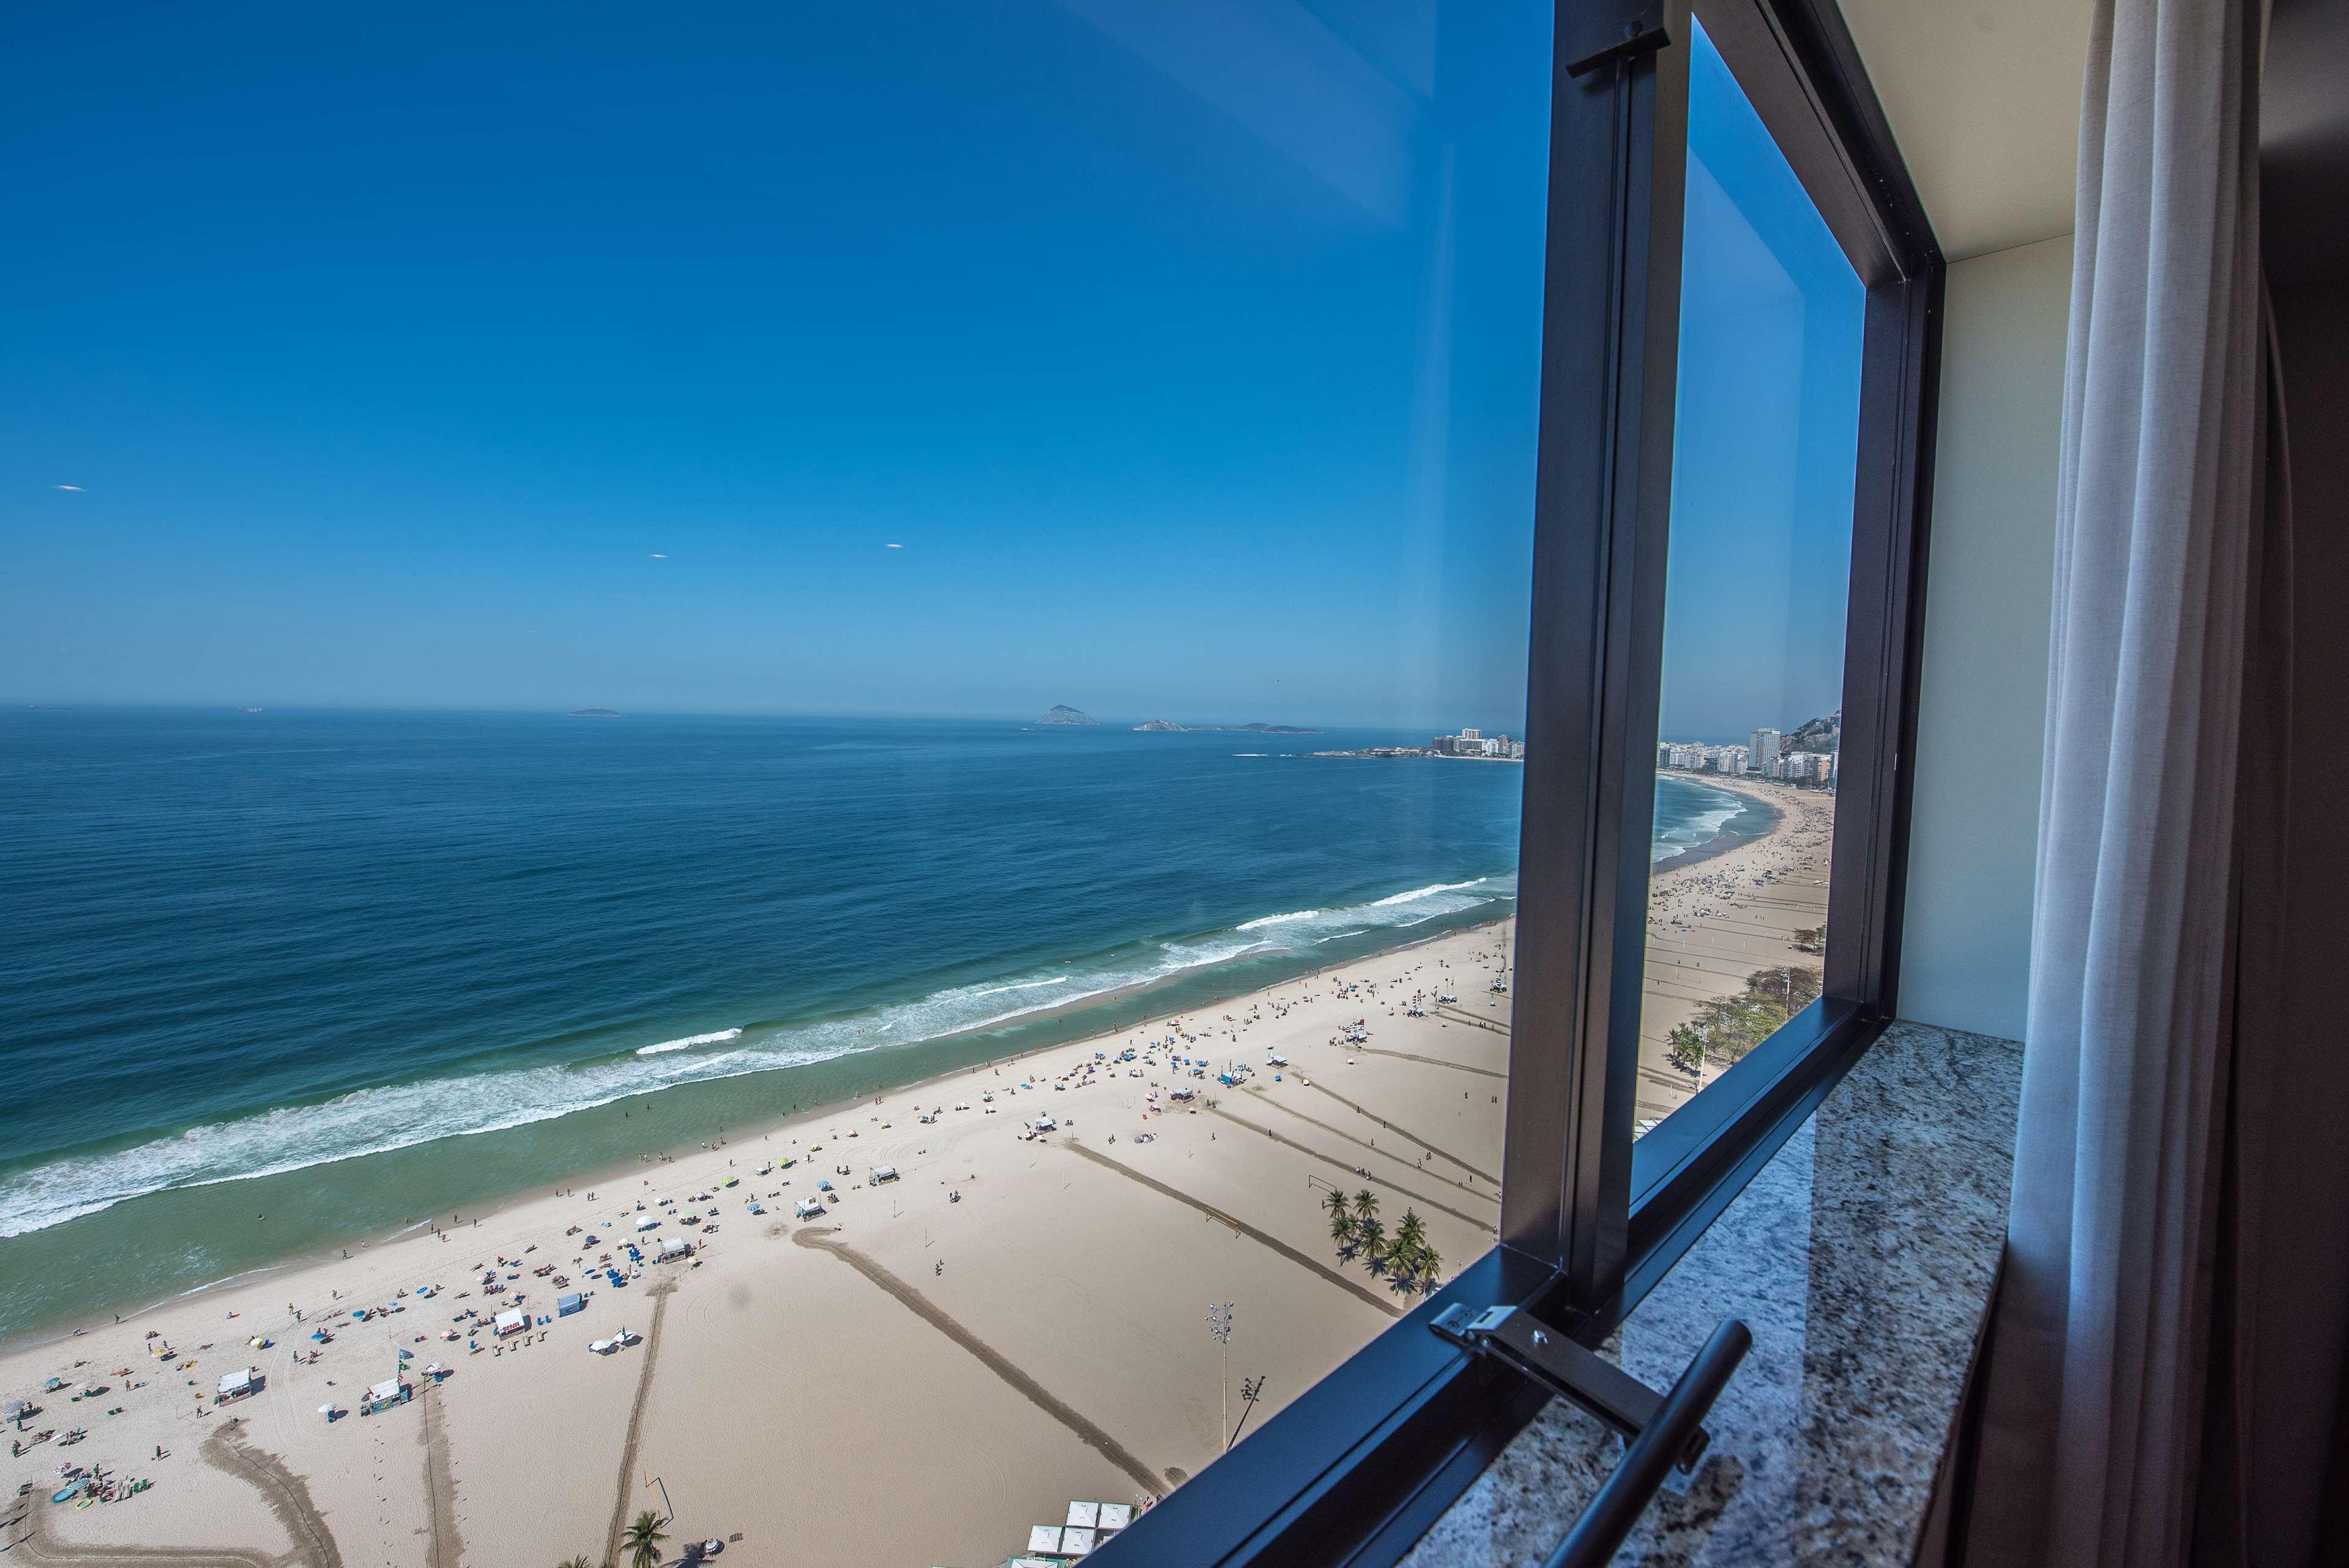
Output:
[[966, 977, 1070, 999], [633, 1027, 743, 1056], [1369, 879, 1486, 907], [0, 871, 1518, 1239], [1653, 786, 1751, 862]]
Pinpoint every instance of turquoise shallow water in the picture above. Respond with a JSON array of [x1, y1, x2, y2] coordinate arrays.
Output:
[[0, 710, 1758, 1342]]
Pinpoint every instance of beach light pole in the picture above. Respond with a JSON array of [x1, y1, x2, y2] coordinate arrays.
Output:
[[1206, 1302, 1234, 1446]]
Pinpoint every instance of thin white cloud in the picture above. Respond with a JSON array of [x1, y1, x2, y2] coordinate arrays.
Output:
[[53, 484, 84, 492], [885, 543, 904, 549], [649, 552, 668, 559]]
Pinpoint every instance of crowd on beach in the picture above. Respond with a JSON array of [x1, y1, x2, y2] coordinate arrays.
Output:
[[4, 924, 1522, 1567]]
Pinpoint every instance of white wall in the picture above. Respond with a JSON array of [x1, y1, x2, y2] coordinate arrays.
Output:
[[1896, 234, 2071, 1041]]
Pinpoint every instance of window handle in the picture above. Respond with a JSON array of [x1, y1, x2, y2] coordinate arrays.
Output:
[[1431, 1306, 1749, 1562]]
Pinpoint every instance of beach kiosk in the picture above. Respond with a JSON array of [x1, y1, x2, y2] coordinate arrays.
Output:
[[556, 1291, 585, 1318], [493, 1307, 528, 1339], [871, 1165, 899, 1183], [216, 1367, 262, 1404], [359, 1377, 412, 1415], [656, 1235, 694, 1263], [795, 1197, 824, 1219], [635, 1214, 660, 1233]]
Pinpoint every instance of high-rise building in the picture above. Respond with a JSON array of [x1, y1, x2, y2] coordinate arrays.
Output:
[[1750, 727, 1782, 773]]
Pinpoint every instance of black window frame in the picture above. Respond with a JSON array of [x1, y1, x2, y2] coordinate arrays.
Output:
[[1095, 1, 1943, 1562]]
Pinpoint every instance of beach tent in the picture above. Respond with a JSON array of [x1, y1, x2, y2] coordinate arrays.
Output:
[[216, 1368, 261, 1402], [1066, 1503, 1100, 1529], [556, 1292, 584, 1317], [795, 1198, 824, 1219], [1094, 1502, 1133, 1531], [1059, 1526, 1098, 1555], [657, 1236, 693, 1261], [635, 1215, 660, 1232], [1026, 1526, 1067, 1556], [493, 1308, 527, 1337], [871, 1165, 899, 1183]]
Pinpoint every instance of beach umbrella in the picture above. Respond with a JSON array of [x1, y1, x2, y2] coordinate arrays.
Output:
[[396, 1348, 413, 1361]]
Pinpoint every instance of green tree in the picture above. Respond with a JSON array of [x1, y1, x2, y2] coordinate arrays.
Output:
[[1666, 1022, 1706, 1078], [1415, 1241, 1445, 1295], [1352, 1189, 1380, 1225], [1678, 966, 1823, 1073], [1355, 1214, 1387, 1273], [622, 1511, 667, 1568], [1328, 1205, 1358, 1258]]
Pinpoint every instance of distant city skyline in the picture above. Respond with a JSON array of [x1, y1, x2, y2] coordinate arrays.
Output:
[[2, 7, 1853, 734]]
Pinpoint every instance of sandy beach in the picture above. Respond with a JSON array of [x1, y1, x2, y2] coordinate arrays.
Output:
[[2, 923, 1519, 1568], [1635, 777, 1836, 1126], [1, 780, 1825, 1568]]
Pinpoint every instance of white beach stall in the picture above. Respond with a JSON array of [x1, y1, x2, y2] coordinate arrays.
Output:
[[360, 1377, 411, 1414], [493, 1307, 527, 1337], [215, 1367, 261, 1403]]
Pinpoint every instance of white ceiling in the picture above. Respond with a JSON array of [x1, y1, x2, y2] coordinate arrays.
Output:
[[1835, 0, 2096, 261]]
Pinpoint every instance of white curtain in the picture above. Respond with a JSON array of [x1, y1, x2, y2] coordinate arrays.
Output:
[[1971, 0, 2269, 1565]]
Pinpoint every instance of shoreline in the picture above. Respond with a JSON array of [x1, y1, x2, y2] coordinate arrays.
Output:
[[1648, 774, 1785, 874], [0, 908, 1518, 1354], [1634, 775, 1835, 1126], [4, 920, 1525, 1568]]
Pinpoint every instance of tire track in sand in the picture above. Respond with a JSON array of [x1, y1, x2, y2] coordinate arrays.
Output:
[[1353, 1042, 1507, 1077], [1294, 1081, 1500, 1186], [199, 1424, 343, 1568], [791, 1227, 1164, 1495], [1204, 1104, 1496, 1230], [418, 1379, 463, 1568], [1060, 1141, 1404, 1318], [601, 1277, 676, 1568]]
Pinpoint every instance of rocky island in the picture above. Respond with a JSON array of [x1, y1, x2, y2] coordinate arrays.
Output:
[[1131, 719, 1323, 734], [1036, 704, 1099, 726], [564, 707, 622, 718]]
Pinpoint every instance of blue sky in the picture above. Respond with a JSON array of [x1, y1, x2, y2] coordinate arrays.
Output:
[[2, 2, 1855, 737]]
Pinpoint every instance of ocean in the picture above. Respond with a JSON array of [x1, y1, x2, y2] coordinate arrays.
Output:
[[0, 710, 1768, 1341]]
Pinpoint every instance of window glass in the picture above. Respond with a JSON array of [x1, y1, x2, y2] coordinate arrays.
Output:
[[0, 3, 1547, 1562], [1636, 20, 1864, 1136]]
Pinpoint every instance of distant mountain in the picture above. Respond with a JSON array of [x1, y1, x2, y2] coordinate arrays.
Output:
[[565, 707, 622, 719], [1037, 705, 1099, 726], [1131, 720, 1323, 735], [1788, 711, 1840, 753]]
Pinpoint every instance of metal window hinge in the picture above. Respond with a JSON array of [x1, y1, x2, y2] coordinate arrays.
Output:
[[1431, 1302, 1713, 1471], [1564, 21, 1671, 80]]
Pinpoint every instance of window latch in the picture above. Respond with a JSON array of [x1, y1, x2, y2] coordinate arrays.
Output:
[[1430, 1302, 1741, 1473], [1563, 21, 1671, 80]]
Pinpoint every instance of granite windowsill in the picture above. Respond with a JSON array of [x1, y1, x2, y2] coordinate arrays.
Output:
[[1400, 1021, 2022, 1568]]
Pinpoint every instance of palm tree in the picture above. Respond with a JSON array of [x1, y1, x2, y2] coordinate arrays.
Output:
[[1352, 1189, 1380, 1225], [622, 1511, 667, 1568], [1416, 1242, 1445, 1295], [1383, 1210, 1429, 1293], [554, 1557, 594, 1568], [1355, 1214, 1388, 1273], [1322, 1188, 1351, 1224]]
